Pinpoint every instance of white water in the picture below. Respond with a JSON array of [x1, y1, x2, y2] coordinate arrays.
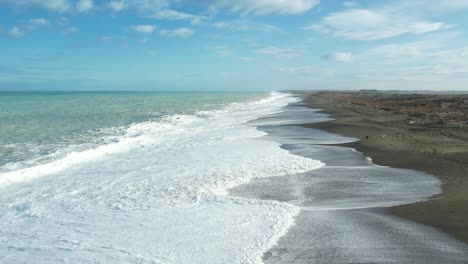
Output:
[[230, 103, 468, 264], [0, 93, 323, 263]]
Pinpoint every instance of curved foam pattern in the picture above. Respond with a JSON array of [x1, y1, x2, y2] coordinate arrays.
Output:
[[230, 99, 468, 263], [0, 93, 324, 264]]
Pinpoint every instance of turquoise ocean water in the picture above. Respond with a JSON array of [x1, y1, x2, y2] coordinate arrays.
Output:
[[0, 91, 265, 171], [0, 91, 326, 263]]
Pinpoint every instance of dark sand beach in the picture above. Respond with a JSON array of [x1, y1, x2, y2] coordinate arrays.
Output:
[[304, 91, 468, 243], [229, 94, 468, 263]]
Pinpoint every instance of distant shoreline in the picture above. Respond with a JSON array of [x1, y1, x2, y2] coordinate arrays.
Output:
[[303, 91, 468, 244]]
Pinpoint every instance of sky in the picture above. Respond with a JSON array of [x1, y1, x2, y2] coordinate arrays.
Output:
[[1, 0, 468, 91]]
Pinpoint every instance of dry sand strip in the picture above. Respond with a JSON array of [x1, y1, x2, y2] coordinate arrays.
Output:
[[304, 91, 468, 244]]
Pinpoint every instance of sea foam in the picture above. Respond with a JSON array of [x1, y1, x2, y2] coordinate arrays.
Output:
[[0, 92, 323, 263]]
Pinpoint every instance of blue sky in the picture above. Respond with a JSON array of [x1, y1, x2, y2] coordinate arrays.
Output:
[[1, 0, 468, 91]]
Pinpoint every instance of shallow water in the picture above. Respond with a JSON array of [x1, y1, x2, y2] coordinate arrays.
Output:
[[0, 92, 323, 263], [232, 166, 439, 210], [263, 209, 468, 264], [230, 99, 468, 263]]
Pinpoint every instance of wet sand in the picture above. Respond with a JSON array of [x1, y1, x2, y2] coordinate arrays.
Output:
[[230, 97, 468, 263], [304, 91, 468, 244]]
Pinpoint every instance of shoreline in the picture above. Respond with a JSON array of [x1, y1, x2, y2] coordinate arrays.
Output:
[[303, 91, 468, 244], [230, 94, 468, 263]]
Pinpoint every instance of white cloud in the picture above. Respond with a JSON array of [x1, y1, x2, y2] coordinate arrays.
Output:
[[239, 56, 255, 62], [384, 0, 468, 18], [0, 0, 72, 12], [122, 0, 319, 23], [160, 28, 194, 38], [147, 9, 204, 25], [212, 20, 280, 32], [29, 18, 49, 26], [279, 66, 316, 74], [132, 25, 156, 34], [215, 49, 233, 57], [25, 18, 49, 30], [209, 45, 233, 57], [6, 18, 49, 38], [118, 1, 204, 25], [44, 0, 72, 12], [8, 27, 25, 38], [76, 0, 93, 12], [304, 24, 330, 33], [211, 0, 319, 15], [57, 16, 69, 26], [212, 21, 229, 29], [66, 27, 79, 34], [324, 9, 387, 29], [256, 46, 301, 58], [100, 36, 113, 41], [430, 47, 468, 65], [343, 1, 357, 8], [1, 0, 320, 19], [310, 6, 455, 40], [367, 41, 440, 59], [360, 64, 468, 83], [107, 0, 126, 12], [425, 65, 468, 77], [134, 0, 170, 11], [322, 52, 352, 62], [349, 33, 468, 86]]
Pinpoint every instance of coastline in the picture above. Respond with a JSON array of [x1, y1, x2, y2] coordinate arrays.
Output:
[[0, 92, 324, 263], [303, 91, 468, 244]]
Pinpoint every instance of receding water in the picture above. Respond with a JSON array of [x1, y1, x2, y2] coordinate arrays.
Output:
[[230, 100, 468, 264]]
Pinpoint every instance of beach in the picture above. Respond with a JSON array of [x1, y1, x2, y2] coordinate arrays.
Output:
[[229, 92, 468, 263], [1, 91, 467, 263], [304, 91, 468, 244]]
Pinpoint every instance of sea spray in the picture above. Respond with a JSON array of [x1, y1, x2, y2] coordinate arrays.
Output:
[[0, 92, 323, 263]]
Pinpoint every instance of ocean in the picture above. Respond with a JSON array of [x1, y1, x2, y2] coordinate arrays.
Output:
[[0, 92, 322, 263], [2, 91, 467, 263], [0, 92, 266, 170]]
